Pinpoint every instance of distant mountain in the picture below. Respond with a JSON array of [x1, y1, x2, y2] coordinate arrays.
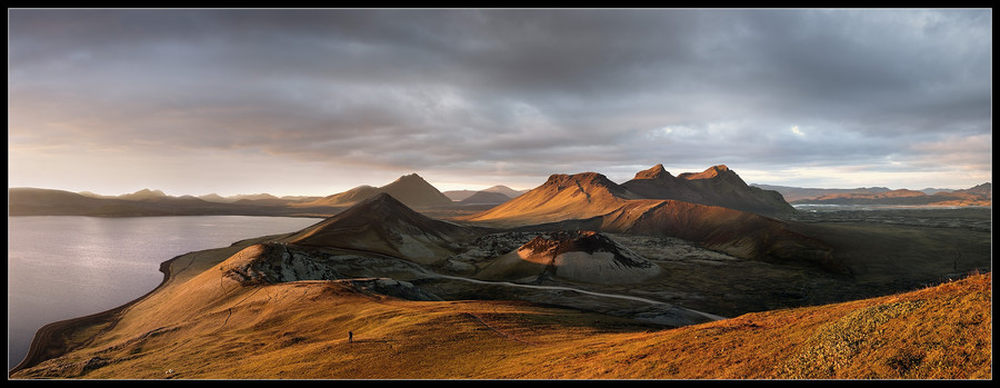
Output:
[[309, 185, 381, 205], [285, 193, 477, 264], [622, 164, 795, 216], [456, 191, 512, 206], [11, 188, 143, 216], [198, 193, 318, 204], [230, 193, 281, 201], [77, 191, 114, 199], [117, 188, 168, 201], [481, 185, 527, 198], [751, 184, 891, 202], [9, 187, 228, 216], [9, 187, 335, 217], [788, 182, 991, 206], [919, 188, 956, 195], [197, 193, 232, 203], [444, 185, 527, 201], [298, 174, 455, 209], [808, 188, 927, 201], [954, 182, 991, 198], [443, 190, 480, 201], [279, 195, 323, 202]]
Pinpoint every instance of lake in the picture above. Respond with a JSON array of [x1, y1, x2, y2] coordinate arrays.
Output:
[[7, 215, 323, 369]]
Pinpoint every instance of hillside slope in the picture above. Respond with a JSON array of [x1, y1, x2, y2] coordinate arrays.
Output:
[[463, 172, 640, 226], [520, 199, 837, 271], [12, 236, 990, 380], [284, 193, 479, 264]]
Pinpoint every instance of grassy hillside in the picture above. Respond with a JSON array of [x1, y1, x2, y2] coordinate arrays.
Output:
[[12, 233, 991, 380]]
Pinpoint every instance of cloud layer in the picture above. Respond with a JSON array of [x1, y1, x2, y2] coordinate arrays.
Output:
[[9, 9, 992, 195]]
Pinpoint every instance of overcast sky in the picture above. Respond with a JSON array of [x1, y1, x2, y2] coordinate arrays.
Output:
[[8, 9, 992, 196]]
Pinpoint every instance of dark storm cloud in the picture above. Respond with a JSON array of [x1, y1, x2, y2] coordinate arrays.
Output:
[[9, 9, 992, 189]]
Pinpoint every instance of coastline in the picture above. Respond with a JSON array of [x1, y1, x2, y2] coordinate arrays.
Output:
[[9, 232, 295, 376], [10, 252, 185, 374]]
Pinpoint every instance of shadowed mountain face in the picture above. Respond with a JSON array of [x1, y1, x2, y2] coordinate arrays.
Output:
[[285, 193, 477, 264], [622, 164, 795, 217], [297, 174, 453, 209]]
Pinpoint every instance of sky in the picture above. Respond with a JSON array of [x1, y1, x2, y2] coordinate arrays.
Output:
[[8, 9, 992, 196]]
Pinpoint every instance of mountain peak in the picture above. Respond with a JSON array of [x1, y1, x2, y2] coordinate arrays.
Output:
[[285, 191, 474, 262], [395, 173, 425, 182], [622, 164, 794, 216], [678, 164, 733, 180], [634, 164, 673, 180], [546, 172, 613, 185], [135, 188, 165, 195], [380, 173, 453, 208], [118, 188, 168, 200], [466, 172, 638, 225]]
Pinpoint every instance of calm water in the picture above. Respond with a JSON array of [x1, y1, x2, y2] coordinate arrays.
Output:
[[7, 215, 323, 369]]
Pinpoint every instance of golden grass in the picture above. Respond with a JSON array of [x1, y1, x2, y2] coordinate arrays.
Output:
[[12, 243, 991, 380]]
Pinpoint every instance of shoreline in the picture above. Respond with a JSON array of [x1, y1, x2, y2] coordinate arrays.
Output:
[[7, 213, 333, 220], [10, 232, 294, 375], [9, 252, 186, 374]]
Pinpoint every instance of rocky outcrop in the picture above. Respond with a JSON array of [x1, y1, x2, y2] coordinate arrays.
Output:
[[477, 230, 661, 284], [219, 243, 440, 301]]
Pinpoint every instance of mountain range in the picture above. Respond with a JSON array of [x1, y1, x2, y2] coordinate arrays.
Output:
[[754, 183, 991, 206], [14, 165, 989, 219], [444, 185, 528, 201]]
